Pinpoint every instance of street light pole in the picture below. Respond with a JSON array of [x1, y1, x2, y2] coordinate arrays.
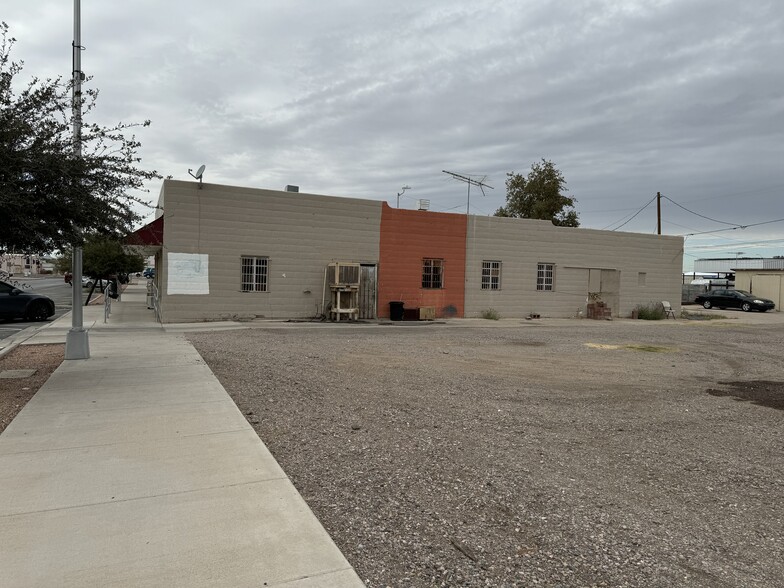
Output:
[[396, 185, 411, 208], [65, 0, 90, 359]]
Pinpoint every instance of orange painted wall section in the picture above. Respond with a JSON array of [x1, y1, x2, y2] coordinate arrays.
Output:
[[379, 203, 467, 318]]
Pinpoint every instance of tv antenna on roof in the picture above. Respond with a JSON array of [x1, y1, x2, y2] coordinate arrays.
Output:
[[188, 164, 206, 188], [442, 170, 493, 215]]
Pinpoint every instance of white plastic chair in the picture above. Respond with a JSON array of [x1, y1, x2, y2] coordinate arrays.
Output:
[[662, 301, 676, 319]]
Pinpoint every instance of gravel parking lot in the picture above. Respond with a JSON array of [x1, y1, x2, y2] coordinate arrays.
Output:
[[189, 315, 784, 587]]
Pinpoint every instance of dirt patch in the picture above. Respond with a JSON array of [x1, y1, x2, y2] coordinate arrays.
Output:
[[624, 344, 674, 353], [189, 322, 784, 587], [585, 342, 675, 352], [0, 344, 64, 434], [707, 380, 784, 410]]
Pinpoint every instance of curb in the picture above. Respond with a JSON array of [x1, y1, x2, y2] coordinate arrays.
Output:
[[0, 324, 47, 359], [0, 311, 72, 360]]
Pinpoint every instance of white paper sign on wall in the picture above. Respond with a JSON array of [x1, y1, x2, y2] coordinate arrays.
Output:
[[167, 253, 209, 295]]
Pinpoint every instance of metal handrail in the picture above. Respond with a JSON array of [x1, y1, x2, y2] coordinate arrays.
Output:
[[151, 280, 161, 322], [104, 287, 112, 323]]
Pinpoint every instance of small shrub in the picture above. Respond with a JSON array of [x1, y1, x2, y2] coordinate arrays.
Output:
[[634, 302, 666, 320], [481, 308, 500, 320]]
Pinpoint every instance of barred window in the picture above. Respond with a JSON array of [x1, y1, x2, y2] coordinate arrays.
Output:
[[422, 258, 443, 289], [481, 260, 501, 290], [241, 256, 268, 292], [536, 263, 554, 291]]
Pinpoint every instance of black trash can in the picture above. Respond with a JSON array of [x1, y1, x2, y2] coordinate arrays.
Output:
[[389, 301, 404, 321], [108, 277, 119, 299]]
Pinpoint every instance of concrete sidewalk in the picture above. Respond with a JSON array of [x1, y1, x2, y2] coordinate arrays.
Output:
[[0, 283, 364, 587]]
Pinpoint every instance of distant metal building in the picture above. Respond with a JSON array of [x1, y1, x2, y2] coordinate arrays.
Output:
[[695, 257, 784, 273]]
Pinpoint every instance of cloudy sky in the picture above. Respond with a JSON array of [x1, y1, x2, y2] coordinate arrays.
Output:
[[5, 1, 783, 270]]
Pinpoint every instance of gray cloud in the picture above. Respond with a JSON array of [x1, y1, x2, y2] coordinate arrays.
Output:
[[4, 0, 783, 266]]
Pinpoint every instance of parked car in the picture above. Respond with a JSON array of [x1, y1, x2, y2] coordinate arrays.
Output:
[[0, 280, 56, 321], [695, 289, 775, 312], [143, 267, 155, 279], [82, 276, 95, 289]]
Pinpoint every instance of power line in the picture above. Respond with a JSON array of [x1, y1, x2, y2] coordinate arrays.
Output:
[[682, 231, 751, 246], [599, 189, 783, 235], [664, 221, 757, 246], [652, 191, 784, 236], [434, 203, 467, 213], [662, 195, 742, 227], [662, 219, 703, 232], [682, 217, 784, 236], [686, 237, 784, 249], [603, 195, 657, 231], [676, 182, 784, 205]]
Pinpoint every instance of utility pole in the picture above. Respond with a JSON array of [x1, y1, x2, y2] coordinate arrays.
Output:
[[65, 0, 90, 359], [656, 192, 661, 235]]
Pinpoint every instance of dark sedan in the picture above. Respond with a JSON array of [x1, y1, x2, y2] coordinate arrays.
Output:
[[695, 289, 775, 312], [0, 280, 56, 321]]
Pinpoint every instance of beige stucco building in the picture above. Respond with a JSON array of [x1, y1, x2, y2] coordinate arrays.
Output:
[[1, 253, 46, 277], [734, 270, 784, 310], [465, 215, 683, 319], [131, 180, 684, 323], [152, 181, 381, 323]]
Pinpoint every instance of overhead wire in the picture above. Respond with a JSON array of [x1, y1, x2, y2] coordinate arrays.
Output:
[[673, 182, 784, 205], [654, 194, 784, 252], [597, 191, 784, 258], [662, 219, 703, 232], [664, 220, 751, 245], [603, 195, 657, 231], [687, 236, 784, 249], [662, 195, 742, 227], [435, 203, 467, 213], [682, 217, 784, 236]]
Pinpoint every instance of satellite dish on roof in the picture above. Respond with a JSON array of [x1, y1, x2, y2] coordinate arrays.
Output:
[[188, 164, 206, 187]]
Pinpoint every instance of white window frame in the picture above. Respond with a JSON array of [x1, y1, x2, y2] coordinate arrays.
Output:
[[241, 256, 269, 292], [536, 262, 554, 291], [481, 260, 501, 290], [422, 258, 444, 289]]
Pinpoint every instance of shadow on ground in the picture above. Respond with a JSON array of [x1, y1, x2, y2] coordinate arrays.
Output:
[[706, 380, 784, 411]]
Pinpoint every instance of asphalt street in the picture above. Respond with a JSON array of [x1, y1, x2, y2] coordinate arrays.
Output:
[[0, 277, 73, 341]]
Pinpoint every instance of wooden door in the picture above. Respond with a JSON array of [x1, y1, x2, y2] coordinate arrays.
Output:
[[359, 264, 377, 319]]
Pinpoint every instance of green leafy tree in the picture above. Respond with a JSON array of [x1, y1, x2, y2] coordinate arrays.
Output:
[[53, 255, 71, 275], [0, 22, 161, 254], [495, 159, 579, 227], [57, 235, 144, 279]]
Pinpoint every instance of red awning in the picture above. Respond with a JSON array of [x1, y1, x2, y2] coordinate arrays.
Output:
[[126, 216, 163, 247], [125, 216, 163, 256]]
